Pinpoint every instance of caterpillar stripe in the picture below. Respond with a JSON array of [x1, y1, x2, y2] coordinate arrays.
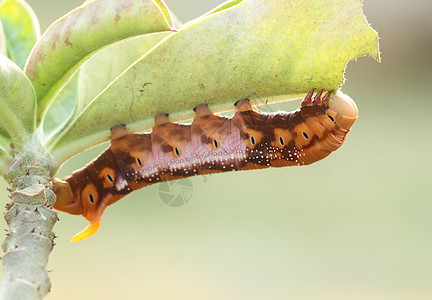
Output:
[[53, 91, 358, 241]]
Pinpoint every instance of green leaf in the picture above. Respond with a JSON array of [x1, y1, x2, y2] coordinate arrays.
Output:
[[153, 0, 176, 29], [0, 20, 6, 55], [0, 0, 40, 69], [41, 75, 78, 144], [24, 0, 175, 122], [42, 32, 170, 146], [0, 54, 36, 149], [0, 126, 11, 174], [205, 0, 244, 16], [0, 22, 10, 149], [182, 0, 244, 28], [0, 125, 11, 152], [50, 0, 379, 166], [0, 131, 12, 173], [0, 132, 11, 154], [75, 32, 171, 121]]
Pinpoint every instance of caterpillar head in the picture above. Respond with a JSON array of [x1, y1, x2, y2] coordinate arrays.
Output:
[[265, 91, 358, 167], [299, 91, 358, 164], [328, 92, 358, 131], [53, 173, 108, 241]]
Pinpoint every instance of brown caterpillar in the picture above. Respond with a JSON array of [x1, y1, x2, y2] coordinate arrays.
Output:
[[53, 90, 358, 241]]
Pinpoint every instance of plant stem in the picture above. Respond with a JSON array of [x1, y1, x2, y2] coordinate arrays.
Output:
[[0, 145, 57, 300]]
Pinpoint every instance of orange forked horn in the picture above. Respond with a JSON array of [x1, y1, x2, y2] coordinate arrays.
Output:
[[71, 222, 101, 242], [70, 193, 108, 241], [53, 175, 108, 241]]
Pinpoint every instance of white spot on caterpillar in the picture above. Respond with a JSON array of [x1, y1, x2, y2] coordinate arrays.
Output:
[[116, 178, 128, 191]]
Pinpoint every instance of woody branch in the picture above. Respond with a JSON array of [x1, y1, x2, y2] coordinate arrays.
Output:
[[0, 145, 57, 300]]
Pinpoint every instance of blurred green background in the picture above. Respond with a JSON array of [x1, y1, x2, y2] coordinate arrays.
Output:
[[1, 0, 432, 299]]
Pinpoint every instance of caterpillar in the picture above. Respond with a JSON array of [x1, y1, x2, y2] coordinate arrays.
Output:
[[53, 90, 358, 241]]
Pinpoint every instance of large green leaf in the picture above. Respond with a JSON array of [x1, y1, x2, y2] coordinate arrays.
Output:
[[50, 0, 379, 166], [41, 75, 78, 144], [0, 20, 10, 149], [0, 20, 6, 55], [0, 54, 36, 149], [75, 32, 172, 121], [24, 0, 175, 120], [42, 32, 171, 146], [0, 0, 40, 69], [0, 5, 33, 151]]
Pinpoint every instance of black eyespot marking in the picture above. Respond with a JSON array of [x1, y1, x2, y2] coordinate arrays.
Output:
[[213, 139, 219, 149], [279, 136, 285, 146], [174, 147, 180, 156], [107, 174, 114, 183], [250, 135, 256, 146], [89, 193, 95, 203], [328, 115, 335, 122], [136, 157, 143, 167], [302, 132, 309, 139]]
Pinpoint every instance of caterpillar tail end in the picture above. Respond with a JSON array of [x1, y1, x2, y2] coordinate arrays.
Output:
[[71, 221, 101, 242]]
